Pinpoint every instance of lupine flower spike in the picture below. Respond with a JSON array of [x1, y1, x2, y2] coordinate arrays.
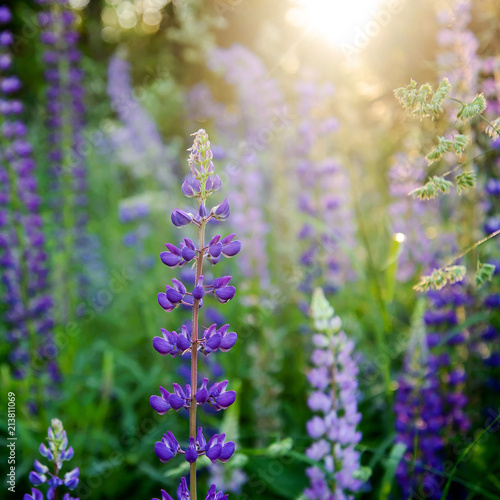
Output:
[[25, 419, 79, 500], [151, 130, 240, 499], [304, 289, 364, 499]]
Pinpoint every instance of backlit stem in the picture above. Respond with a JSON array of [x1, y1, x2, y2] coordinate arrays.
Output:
[[190, 218, 205, 500]]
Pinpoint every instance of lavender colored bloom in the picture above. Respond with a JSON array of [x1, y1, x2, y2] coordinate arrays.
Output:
[[119, 200, 154, 271], [0, 5, 56, 390], [152, 479, 228, 500], [436, 1, 480, 100], [388, 153, 457, 281], [26, 419, 79, 500], [293, 80, 356, 295], [150, 130, 239, 497], [37, 0, 90, 308], [304, 289, 364, 499], [187, 45, 285, 286], [395, 289, 470, 498], [106, 54, 176, 188]]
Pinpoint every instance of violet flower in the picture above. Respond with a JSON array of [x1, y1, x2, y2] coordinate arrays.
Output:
[[107, 54, 176, 188], [119, 200, 155, 270], [293, 79, 356, 295], [187, 45, 284, 287], [304, 289, 364, 499], [0, 5, 57, 393], [387, 153, 457, 281], [395, 287, 470, 498], [37, 0, 88, 312], [150, 130, 240, 499], [25, 418, 79, 500]]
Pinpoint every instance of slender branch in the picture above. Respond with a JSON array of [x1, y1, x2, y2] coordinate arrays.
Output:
[[441, 149, 494, 178], [445, 229, 500, 266]]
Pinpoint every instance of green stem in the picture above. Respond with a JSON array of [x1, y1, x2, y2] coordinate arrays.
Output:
[[441, 149, 495, 178], [190, 218, 205, 500], [445, 228, 500, 266]]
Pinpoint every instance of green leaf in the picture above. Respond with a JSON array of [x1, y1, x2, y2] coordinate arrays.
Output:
[[383, 233, 406, 304], [379, 442, 407, 500], [476, 261, 495, 287], [441, 414, 500, 499]]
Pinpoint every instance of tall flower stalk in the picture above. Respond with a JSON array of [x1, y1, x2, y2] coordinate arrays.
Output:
[[0, 4, 57, 397], [304, 288, 363, 499], [292, 79, 355, 295], [151, 129, 240, 499], [37, 0, 87, 319]]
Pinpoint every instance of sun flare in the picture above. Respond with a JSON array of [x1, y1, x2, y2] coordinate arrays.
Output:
[[288, 0, 387, 46]]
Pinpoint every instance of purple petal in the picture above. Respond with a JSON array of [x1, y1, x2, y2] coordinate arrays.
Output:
[[160, 252, 182, 267], [219, 441, 235, 462], [168, 394, 186, 411], [154, 442, 175, 463], [209, 242, 223, 258], [215, 391, 236, 409], [222, 240, 241, 257], [220, 233, 235, 245], [150, 395, 171, 415], [212, 276, 232, 289], [165, 243, 181, 255], [181, 246, 196, 262], [166, 288, 184, 304], [192, 286, 205, 300], [205, 443, 222, 462], [177, 335, 191, 352], [153, 336, 174, 355], [185, 438, 198, 463], [215, 286, 236, 303], [220, 332, 237, 351], [158, 293, 175, 312], [206, 333, 221, 350]]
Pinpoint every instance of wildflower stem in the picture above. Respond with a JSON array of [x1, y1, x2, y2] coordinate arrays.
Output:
[[441, 149, 494, 178], [445, 228, 500, 267], [190, 218, 205, 500]]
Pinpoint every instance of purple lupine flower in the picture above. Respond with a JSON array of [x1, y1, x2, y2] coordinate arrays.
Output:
[[187, 45, 285, 288], [0, 5, 56, 391], [304, 289, 364, 498], [293, 79, 356, 297], [436, 1, 480, 101], [387, 153, 458, 281], [395, 287, 471, 498], [395, 352, 445, 499], [119, 201, 154, 269], [37, 0, 90, 309], [26, 419, 79, 500], [150, 130, 239, 499], [153, 479, 228, 500], [107, 54, 176, 188]]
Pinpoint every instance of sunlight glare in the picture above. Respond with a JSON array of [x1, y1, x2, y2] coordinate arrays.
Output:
[[289, 0, 387, 46]]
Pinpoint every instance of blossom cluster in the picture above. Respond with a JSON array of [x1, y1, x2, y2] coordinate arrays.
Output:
[[304, 289, 363, 499], [25, 418, 79, 500], [0, 4, 57, 390], [150, 129, 240, 499], [293, 79, 355, 296], [37, 0, 89, 307]]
